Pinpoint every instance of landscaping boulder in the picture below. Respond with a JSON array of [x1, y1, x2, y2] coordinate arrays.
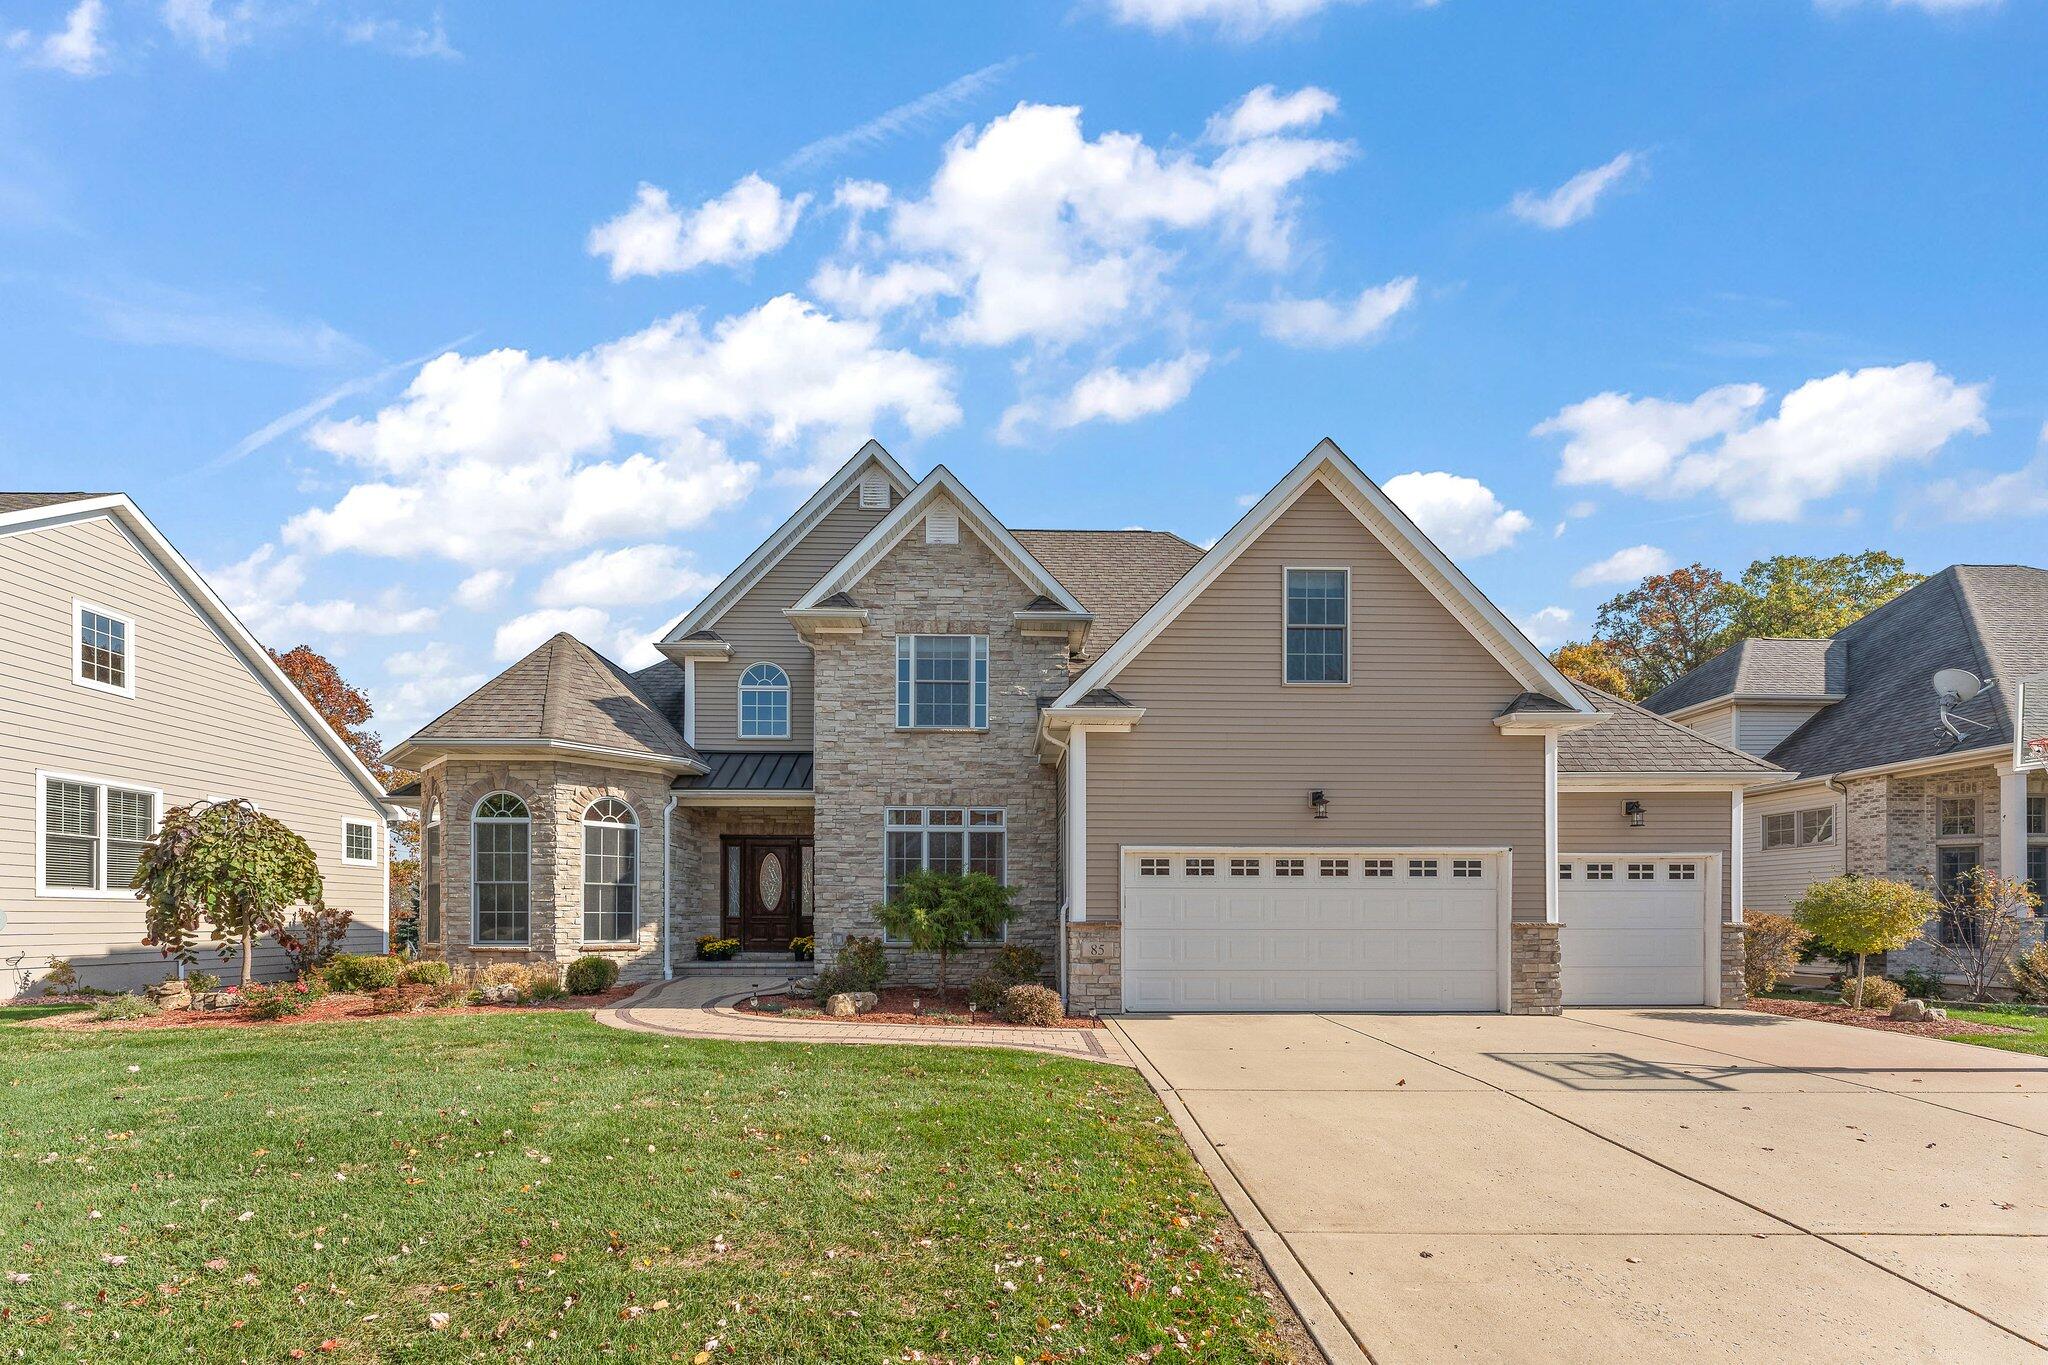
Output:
[[824, 991, 877, 1017], [1890, 998, 1931, 1021], [145, 981, 191, 1012], [476, 983, 520, 1006], [190, 990, 238, 1012]]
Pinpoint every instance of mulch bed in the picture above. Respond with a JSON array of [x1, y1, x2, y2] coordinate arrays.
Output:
[[22, 984, 638, 1031], [1750, 995, 2024, 1038], [734, 984, 1102, 1030]]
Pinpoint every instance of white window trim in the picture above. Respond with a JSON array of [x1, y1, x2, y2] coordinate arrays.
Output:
[[879, 805, 1008, 944], [72, 598, 137, 698], [35, 769, 162, 900], [422, 800, 443, 946], [579, 798, 640, 947], [736, 661, 792, 741], [341, 817, 380, 866], [895, 634, 990, 731], [1281, 566, 1351, 687], [470, 791, 533, 948]]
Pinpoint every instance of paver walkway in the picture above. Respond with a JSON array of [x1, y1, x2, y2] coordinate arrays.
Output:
[[596, 972, 1130, 1065]]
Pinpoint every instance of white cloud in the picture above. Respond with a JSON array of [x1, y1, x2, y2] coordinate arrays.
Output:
[[833, 95, 1351, 346], [588, 175, 810, 280], [1514, 606, 1576, 649], [340, 14, 459, 59], [1538, 361, 1988, 521], [780, 58, 1022, 174], [209, 544, 439, 639], [1920, 432, 2048, 521], [809, 260, 955, 318], [285, 294, 959, 565], [378, 642, 487, 737], [998, 352, 1209, 441], [1257, 275, 1416, 347], [1572, 544, 1673, 588], [1382, 470, 1533, 556], [453, 568, 511, 610], [1509, 151, 1641, 230], [534, 544, 718, 609], [159, 0, 255, 58], [609, 626, 663, 671], [1205, 85, 1338, 144], [1103, 0, 1360, 37], [16, 0, 107, 75], [1564, 499, 1598, 519], [493, 607, 609, 663]]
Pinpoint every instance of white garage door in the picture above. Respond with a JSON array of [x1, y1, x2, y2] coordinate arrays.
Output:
[[1120, 849, 1503, 1012], [1560, 857, 1711, 1006]]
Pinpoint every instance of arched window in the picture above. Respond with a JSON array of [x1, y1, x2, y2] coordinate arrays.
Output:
[[581, 797, 638, 944], [472, 792, 530, 946], [738, 662, 791, 739], [422, 800, 443, 946]]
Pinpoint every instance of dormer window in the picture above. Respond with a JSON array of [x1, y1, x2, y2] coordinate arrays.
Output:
[[738, 662, 791, 739], [1284, 568, 1348, 684], [74, 601, 135, 697]]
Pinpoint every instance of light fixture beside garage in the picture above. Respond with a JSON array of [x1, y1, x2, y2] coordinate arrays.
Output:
[[1623, 799, 1646, 828], [1309, 789, 1329, 819]]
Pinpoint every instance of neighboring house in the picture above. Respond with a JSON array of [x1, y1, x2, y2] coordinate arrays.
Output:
[[1644, 566, 2048, 983], [387, 439, 1781, 1014], [0, 492, 397, 995]]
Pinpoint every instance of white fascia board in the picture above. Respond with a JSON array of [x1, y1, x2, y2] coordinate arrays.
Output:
[[1054, 439, 1597, 713], [1662, 694, 1842, 722], [386, 737, 707, 775], [672, 791, 815, 809], [661, 440, 914, 645], [667, 638, 733, 660], [1494, 712, 1609, 735], [791, 466, 1089, 616], [1, 496, 397, 814], [1750, 742, 2009, 793], [1043, 704, 1145, 731]]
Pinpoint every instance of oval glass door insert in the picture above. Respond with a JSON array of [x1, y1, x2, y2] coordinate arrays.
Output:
[[758, 850, 785, 910]]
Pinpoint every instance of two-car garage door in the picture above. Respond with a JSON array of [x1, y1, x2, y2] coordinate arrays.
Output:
[[1121, 849, 1503, 1012]]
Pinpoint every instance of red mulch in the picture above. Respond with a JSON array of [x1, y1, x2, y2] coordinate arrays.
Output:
[[734, 985, 1101, 1030], [1749, 996, 2023, 1038], [27, 984, 638, 1031]]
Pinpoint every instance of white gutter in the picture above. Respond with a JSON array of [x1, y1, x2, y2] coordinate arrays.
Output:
[[661, 792, 679, 981]]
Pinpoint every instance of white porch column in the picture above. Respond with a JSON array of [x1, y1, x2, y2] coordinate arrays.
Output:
[[1729, 787, 1745, 924], [1067, 728, 1088, 922], [1999, 764, 2028, 885], [1543, 733, 1560, 924]]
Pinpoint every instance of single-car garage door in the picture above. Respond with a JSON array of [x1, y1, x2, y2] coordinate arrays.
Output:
[[1559, 856, 1713, 1006], [1120, 849, 1505, 1012]]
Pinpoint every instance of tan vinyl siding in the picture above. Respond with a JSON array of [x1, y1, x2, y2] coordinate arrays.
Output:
[[692, 488, 893, 748], [1559, 791, 1735, 919], [1732, 704, 1824, 758], [0, 513, 388, 991], [1742, 783, 1844, 916], [1082, 482, 1547, 921], [1684, 704, 1737, 751]]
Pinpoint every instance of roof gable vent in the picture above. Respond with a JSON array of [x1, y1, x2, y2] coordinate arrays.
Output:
[[925, 506, 960, 545], [858, 470, 889, 509]]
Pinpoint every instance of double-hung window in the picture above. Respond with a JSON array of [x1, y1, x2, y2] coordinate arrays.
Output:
[[422, 801, 443, 945], [73, 601, 135, 697], [896, 635, 988, 729], [472, 793, 531, 945], [2029, 796, 2046, 906], [581, 798, 638, 943], [738, 662, 791, 739], [882, 806, 1006, 941], [39, 772, 157, 896], [1284, 568, 1348, 683]]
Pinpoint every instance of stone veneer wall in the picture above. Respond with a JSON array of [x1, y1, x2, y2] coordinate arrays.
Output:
[[1720, 923, 1747, 1005], [1065, 922, 1120, 1015], [809, 526, 1069, 989], [670, 807, 813, 952], [1510, 922, 1561, 1015], [418, 759, 675, 983]]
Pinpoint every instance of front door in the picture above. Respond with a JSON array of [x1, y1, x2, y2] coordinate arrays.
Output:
[[725, 837, 809, 951]]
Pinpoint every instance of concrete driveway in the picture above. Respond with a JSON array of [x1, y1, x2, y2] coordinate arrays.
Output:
[[1112, 1007, 2048, 1364]]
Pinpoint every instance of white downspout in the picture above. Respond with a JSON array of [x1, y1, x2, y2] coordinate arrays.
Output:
[[662, 792, 680, 980]]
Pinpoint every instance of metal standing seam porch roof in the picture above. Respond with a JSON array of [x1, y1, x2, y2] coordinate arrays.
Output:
[[674, 750, 814, 792]]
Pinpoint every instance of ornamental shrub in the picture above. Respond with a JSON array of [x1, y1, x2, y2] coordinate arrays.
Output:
[[968, 943, 1046, 1011], [324, 953, 402, 993], [834, 935, 887, 990], [92, 994, 160, 1022], [398, 959, 452, 986], [242, 982, 311, 1020], [564, 955, 619, 995], [999, 983, 1063, 1027], [1741, 912, 1809, 998], [1839, 974, 1905, 1012], [186, 970, 221, 993], [2007, 944, 2048, 1004]]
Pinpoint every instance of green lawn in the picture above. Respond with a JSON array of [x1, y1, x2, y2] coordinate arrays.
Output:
[[0, 1013, 1294, 1363], [0, 1003, 88, 1024], [1941, 1002, 2048, 1056]]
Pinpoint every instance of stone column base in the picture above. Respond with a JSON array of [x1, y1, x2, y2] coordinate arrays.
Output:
[[1720, 923, 1747, 1006], [1066, 922, 1121, 1016], [1510, 922, 1562, 1015]]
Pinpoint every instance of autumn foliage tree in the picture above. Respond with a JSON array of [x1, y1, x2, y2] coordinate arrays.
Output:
[[1549, 640, 1631, 697], [1729, 552, 1922, 641], [1594, 564, 1738, 699]]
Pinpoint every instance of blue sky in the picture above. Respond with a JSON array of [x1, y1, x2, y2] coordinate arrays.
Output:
[[5, 0, 2043, 742]]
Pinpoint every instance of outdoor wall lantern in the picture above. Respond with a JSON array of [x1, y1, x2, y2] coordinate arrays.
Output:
[[1623, 799, 1646, 828], [1310, 789, 1330, 819]]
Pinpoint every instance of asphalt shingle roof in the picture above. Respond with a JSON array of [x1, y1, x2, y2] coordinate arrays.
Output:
[[1012, 529, 1205, 664], [1560, 686, 1781, 775], [1764, 565, 2048, 779], [1642, 637, 1846, 714], [403, 633, 699, 765], [0, 492, 101, 514]]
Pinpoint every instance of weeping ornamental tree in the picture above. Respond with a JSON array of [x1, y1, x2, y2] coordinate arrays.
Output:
[[136, 799, 324, 987], [874, 870, 1017, 994]]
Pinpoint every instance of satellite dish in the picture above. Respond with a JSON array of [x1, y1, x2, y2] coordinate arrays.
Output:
[[1933, 669, 1984, 703]]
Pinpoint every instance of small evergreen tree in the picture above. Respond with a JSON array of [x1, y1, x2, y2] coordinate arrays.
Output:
[[135, 799, 323, 987], [1793, 875, 1933, 1009], [873, 869, 1017, 994]]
